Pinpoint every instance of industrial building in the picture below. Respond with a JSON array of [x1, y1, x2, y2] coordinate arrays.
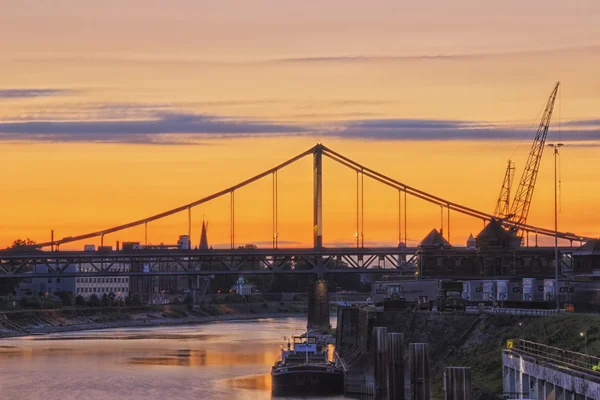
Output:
[[573, 239, 600, 277], [16, 264, 76, 297], [417, 220, 566, 279]]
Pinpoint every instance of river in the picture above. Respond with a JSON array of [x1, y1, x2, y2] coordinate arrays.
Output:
[[0, 317, 346, 400]]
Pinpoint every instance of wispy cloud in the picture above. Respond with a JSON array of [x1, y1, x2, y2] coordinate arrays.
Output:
[[0, 88, 71, 100], [562, 119, 600, 127], [270, 45, 600, 64], [0, 111, 306, 144], [325, 118, 600, 142], [8, 45, 600, 66], [1, 99, 598, 145]]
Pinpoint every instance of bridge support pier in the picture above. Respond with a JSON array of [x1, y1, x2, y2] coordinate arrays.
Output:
[[307, 279, 329, 330]]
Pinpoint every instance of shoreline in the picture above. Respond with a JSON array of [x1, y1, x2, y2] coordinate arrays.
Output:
[[0, 311, 306, 339]]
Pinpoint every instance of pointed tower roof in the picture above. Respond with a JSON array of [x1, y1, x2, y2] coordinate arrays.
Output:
[[466, 233, 476, 248], [199, 221, 209, 250], [476, 219, 515, 240], [418, 228, 451, 248]]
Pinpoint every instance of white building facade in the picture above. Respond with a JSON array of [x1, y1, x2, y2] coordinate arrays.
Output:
[[75, 262, 130, 300]]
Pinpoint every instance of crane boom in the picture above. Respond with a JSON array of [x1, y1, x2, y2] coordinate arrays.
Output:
[[508, 81, 560, 232]]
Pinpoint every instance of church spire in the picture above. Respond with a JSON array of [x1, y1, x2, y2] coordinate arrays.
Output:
[[199, 220, 209, 250]]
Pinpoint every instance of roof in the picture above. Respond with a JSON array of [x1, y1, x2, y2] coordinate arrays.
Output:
[[476, 219, 517, 240], [419, 228, 451, 248], [575, 239, 600, 254]]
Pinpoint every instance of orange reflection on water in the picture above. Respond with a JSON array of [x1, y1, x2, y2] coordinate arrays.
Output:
[[128, 348, 280, 368], [227, 374, 272, 391]]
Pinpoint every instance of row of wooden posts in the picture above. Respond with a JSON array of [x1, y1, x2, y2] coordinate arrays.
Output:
[[372, 327, 472, 400]]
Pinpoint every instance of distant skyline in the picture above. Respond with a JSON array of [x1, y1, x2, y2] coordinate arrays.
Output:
[[1, 0, 599, 248]]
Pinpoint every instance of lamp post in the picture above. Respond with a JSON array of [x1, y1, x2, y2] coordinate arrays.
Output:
[[580, 331, 587, 354], [547, 143, 563, 311], [518, 322, 524, 339]]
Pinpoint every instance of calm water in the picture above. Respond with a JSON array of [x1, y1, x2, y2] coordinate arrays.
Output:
[[0, 318, 345, 400]]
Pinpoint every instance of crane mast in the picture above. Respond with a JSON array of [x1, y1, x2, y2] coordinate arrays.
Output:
[[507, 81, 560, 234], [494, 160, 515, 219]]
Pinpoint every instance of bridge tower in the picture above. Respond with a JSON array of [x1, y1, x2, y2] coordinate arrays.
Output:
[[309, 145, 329, 329], [313, 144, 323, 250]]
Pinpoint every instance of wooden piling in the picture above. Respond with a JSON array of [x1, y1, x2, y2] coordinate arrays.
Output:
[[444, 367, 471, 400], [409, 343, 430, 400], [388, 332, 405, 400], [373, 327, 389, 399]]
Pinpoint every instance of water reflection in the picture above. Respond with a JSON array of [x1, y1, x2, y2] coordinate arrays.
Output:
[[0, 318, 344, 400], [127, 348, 279, 367], [228, 374, 272, 391]]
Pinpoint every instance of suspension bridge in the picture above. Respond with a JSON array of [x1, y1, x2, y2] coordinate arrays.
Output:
[[0, 143, 592, 279]]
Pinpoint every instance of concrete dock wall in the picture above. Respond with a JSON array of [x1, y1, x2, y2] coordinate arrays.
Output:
[[502, 351, 600, 400]]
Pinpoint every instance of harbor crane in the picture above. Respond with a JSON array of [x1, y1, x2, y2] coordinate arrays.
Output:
[[494, 82, 560, 237]]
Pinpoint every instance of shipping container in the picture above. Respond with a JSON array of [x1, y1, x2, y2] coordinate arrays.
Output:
[[522, 278, 545, 301], [462, 280, 483, 301], [481, 280, 496, 301]]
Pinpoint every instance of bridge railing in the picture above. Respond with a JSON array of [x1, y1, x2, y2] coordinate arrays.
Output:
[[507, 338, 600, 374]]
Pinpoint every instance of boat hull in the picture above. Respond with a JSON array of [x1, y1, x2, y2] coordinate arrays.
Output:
[[271, 364, 344, 396]]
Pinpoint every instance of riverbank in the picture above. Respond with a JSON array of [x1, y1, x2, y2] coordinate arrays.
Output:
[[0, 301, 310, 338]]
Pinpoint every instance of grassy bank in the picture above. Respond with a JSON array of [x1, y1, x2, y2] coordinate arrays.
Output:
[[394, 313, 600, 400], [0, 301, 309, 337]]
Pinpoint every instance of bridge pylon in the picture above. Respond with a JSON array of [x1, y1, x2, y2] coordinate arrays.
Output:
[[313, 144, 323, 250]]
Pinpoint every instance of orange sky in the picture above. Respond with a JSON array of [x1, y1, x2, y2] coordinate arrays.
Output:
[[1, 1, 599, 249]]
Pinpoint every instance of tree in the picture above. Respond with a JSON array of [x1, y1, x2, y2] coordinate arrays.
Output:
[[88, 293, 100, 307], [128, 294, 143, 306], [55, 291, 73, 307], [101, 293, 110, 307], [75, 294, 86, 307], [108, 291, 116, 306], [7, 238, 38, 251], [0, 238, 39, 296]]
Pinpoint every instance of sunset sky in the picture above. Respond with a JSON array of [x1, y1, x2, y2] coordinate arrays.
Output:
[[1, 1, 599, 249]]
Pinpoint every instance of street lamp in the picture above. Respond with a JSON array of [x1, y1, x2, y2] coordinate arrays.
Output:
[[580, 331, 587, 354], [518, 322, 524, 339], [547, 143, 563, 311]]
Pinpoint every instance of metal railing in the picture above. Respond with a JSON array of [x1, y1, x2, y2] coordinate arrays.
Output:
[[492, 308, 566, 317], [507, 339, 600, 375]]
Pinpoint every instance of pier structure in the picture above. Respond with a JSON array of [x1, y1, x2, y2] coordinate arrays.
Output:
[[503, 339, 600, 400]]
